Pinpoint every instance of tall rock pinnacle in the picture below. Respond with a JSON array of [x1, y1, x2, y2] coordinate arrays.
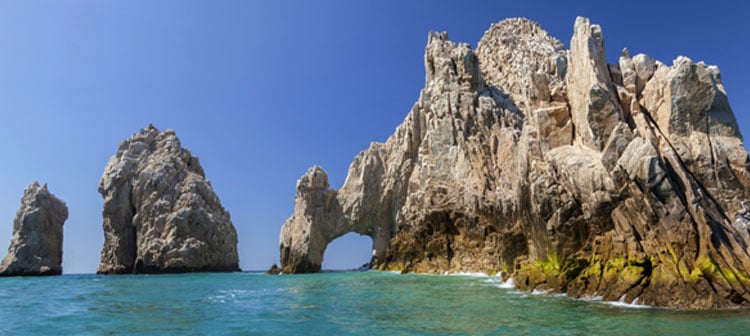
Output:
[[0, 182, 68, 276], [97, 125, 240, 274]]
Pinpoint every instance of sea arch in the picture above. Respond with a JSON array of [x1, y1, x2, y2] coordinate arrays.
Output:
[[322, 232, 375, 270], [279, 165, 396, 273]]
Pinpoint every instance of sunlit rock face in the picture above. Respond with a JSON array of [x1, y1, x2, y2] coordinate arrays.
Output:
[[98, 125, 240, 274], [0, 182, 68, 276], [279, 17, 750, 309]]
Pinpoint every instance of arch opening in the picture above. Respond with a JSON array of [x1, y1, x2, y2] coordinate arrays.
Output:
[[321, 232, 373, 271]]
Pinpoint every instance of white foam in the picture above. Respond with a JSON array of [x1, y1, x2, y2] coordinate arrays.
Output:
[[497, 277, 515, 289], [603, 295, 650, 309], [447, 271, 490, 277], [603, 300, 651, 309], [580, 295, 604, 302], [531, 288, 551, 295], [479, 274, 515, 289]]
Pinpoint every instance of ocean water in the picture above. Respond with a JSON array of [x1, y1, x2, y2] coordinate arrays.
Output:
[[1, 272, 749, 335]]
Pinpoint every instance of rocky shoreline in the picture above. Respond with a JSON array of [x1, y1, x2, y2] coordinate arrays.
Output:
[[278, 17, 750, 309]]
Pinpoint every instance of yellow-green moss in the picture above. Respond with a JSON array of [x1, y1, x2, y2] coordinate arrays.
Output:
[[581, 261, 602, 277], [667, 246, 679, 266], [537, 252, 561, 274], [605, 256, 626, 271], [690, 255, 750, 285]]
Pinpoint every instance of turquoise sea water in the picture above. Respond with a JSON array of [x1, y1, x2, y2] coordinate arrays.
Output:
[[1, 271, 750, 335]]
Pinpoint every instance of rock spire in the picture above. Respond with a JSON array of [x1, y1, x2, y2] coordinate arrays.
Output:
[[0, 182, 68, 276]]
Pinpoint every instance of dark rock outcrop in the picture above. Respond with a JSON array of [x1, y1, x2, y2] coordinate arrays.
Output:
[[0, 182, 68, 276], [278, 17, 750, 309], [97, 125, 240, 274]]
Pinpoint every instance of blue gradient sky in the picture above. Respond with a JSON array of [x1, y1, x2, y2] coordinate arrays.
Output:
[[0, 1, 748, 273]]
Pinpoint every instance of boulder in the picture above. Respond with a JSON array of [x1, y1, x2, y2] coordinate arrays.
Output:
[[97, 124, 240, 274]]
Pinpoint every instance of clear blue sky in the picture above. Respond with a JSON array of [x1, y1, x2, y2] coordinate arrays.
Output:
[[0, 1, 748, 273]]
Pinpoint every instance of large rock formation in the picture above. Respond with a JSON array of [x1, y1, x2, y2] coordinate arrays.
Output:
[[98, 124, 240, 274], [278, 17, 750, 309], [0, 182, 68, 276]]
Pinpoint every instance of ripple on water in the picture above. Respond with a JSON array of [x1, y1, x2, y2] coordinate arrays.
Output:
[[1, 272, 750, 335]]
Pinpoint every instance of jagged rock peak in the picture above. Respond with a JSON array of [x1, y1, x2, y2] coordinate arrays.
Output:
[[567, 16, 623, 150], [299, 166, 329, 190], [279, 17, 750, 309], [97, 124, 240, 274], [0, 182, 68, 276], [424, 30, 483, 92]]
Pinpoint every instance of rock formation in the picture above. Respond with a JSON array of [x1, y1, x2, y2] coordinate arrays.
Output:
[[0, 182, 68, 276], [97, 124, 240, 274], [278, 17, 750, 309]]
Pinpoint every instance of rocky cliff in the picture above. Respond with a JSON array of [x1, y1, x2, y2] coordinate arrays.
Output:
[[98, 125, 240, 274], [279, 17, 750, 309], [0, 182, 68, 276]]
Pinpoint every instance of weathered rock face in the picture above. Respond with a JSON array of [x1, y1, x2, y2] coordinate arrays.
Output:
[[279, 17, 750, 309], [98, 125, 240, 274], [0, 182, 68, 276]]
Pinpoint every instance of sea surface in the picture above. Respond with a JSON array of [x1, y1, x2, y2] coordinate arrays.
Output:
[[1, 271, 749, 335]]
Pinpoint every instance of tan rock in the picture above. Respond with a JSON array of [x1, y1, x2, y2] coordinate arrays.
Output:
[[278, 17, 750, 309], [641, 56, 750, 213], [567, 17, 623, 150], [97, 125, 239, 274], [632, 53, 656, 94], [0, 182, 68, 276]]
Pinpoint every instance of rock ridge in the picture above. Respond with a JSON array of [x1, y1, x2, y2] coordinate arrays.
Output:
[[279, 17, 750, 309]]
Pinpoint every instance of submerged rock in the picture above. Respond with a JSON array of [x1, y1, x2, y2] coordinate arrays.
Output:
[[278, 17, 750, 309], [0, 182, 68, 276], [97, 124, 240, 274]]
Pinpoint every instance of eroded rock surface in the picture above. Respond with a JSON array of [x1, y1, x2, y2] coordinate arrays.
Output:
[[0, 182, 68, 276], [98, 125, 240, 274], [279, 17, 750, 309]]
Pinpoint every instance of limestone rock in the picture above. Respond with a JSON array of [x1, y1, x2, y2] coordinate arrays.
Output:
[[641, 56, 749, 213], [280, 166, 342, 273], [567, 17, 622, 150], [97, 124, 240, 274], [279, 17, 750, 309], [476, 18, 568, 107], [0, 182, 68, 276]]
